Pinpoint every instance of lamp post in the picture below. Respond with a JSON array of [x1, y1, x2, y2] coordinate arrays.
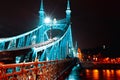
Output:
[[44, 17, 52, 39], [44, 17, 57, 39]]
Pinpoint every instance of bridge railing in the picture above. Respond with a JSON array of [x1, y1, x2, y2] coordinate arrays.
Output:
[[0, 58, 77, 80], [0, 23, 67, 52]]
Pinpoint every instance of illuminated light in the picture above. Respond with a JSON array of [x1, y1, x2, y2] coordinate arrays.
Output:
[[111, 70, 114, 75], [103, 45, 106, 49], [77, 48, 83, 61], [16, 56, 21, 63], [88, 56, 91, 59], [116, 70, 120, 77], [106, 70, 110, 78], [85, 69, 90, 77], [33, 35, 36, 39], [46, 57, 49, 61], [53, 18, 57, 24], [32, 35, 36, 45], [93, 57, 96, 60], [44, 17, 51, 24], [86, 69, 90, 73], [95, 58, 98, 61], [93, 69, 99, 80], [103, 69, 105, 72], [94, 69, 98, 73]]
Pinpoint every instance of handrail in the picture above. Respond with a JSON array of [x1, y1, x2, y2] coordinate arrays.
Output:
[[0, 58, 77, 80]]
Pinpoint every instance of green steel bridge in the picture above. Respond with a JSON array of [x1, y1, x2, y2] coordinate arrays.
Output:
[[0, 0, 78, 79]]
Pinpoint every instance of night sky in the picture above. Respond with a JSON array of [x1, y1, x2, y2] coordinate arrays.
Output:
[[0, 0, 120, 52]]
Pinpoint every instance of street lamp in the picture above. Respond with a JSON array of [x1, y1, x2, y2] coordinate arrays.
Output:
[[44, 17, 52, 39], [44, 17, 51, 24], [44, 17, 57, 39], [53, 18, 57, 25]]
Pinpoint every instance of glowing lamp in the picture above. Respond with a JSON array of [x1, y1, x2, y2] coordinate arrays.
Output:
[[53, 18, 57, 24], [44, 17, 51, 24], [33, 35, 36, 39]]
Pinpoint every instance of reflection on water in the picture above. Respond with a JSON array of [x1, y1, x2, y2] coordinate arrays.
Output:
[[65, 64, 81, 80], [66, 65, 120, 80], [83, 69, 120, 80], [93, 69, 99, 80]]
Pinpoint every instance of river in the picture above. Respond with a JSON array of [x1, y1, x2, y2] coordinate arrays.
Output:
[[65, 64, 120, 80]]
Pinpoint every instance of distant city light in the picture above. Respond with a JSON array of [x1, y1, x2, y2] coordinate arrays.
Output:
[[103, 45, 105, 49]]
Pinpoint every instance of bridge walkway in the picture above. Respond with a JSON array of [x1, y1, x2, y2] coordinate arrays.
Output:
[[0, 58, 77, 80]]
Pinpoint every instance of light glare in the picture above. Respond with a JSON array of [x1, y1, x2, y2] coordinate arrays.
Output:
[[44, 17, 51, 24]]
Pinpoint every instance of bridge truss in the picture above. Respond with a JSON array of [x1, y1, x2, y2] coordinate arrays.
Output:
[[0, 0, 78, 79]]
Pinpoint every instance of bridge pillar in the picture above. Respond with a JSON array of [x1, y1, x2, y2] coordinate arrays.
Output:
[[25, 34, 32, 46], [15, 56, 21, 71], [66, 0, 71, 23], [31, 35, 36, 45], [8, 39, 16, 49], [0, 42, 5, 50], [46, 48, 51, 61], [32, 48, 38, 61], [39, 0, 45, 25], [39, 50, 46, 61], [17, 37, 25, 48]]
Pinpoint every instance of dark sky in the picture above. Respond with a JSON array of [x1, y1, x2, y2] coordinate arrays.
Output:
[[0, 0, 120, 51]]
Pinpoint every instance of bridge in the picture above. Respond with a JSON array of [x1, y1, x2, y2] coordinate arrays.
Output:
[[0, 0, 78, 79]]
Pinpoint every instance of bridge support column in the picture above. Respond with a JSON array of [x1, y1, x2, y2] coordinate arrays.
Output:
[[0, 42, 5, 50], [39, 50, 46, 61], [15, 56, 21, 71], [32, 48, 38, 61], [17, 37, 25, 48], [8, 39, 16, 49]]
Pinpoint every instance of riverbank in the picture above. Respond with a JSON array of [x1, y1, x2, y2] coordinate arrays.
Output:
[[81, 61, 120, 69], [65, 63, 120, 80]]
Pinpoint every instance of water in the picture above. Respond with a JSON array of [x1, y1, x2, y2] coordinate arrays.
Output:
[[65, 64, 120, 80]]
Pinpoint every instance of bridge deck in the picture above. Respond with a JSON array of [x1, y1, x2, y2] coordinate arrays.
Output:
[[0, 58, 77, 80]]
